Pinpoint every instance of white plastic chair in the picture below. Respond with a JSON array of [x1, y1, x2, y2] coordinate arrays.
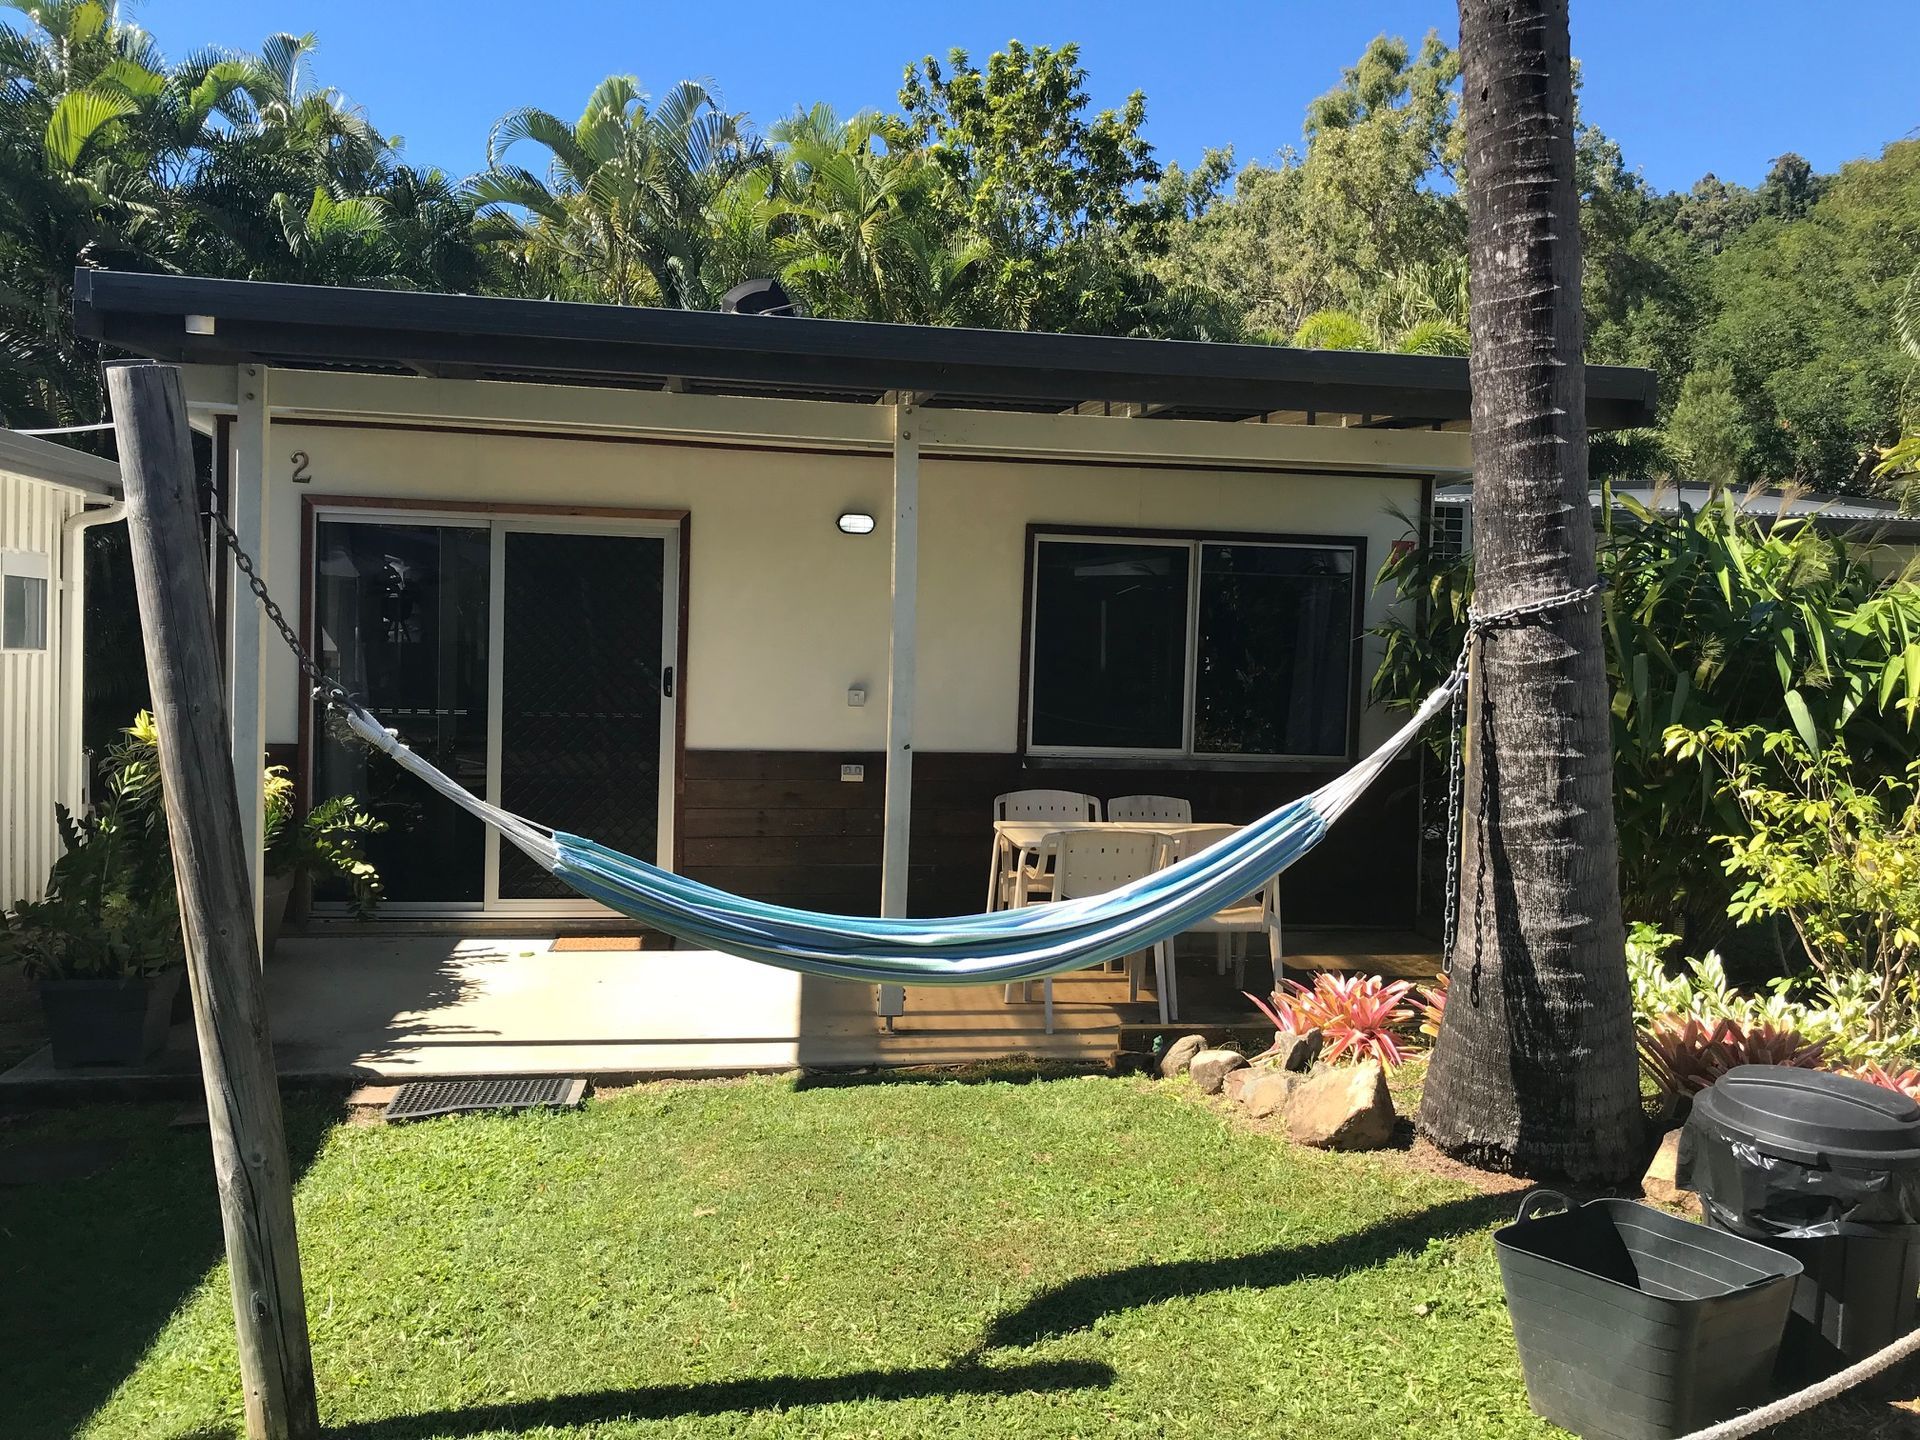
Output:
[[1010, 829, 1160, 1033], [987, 790, 1102, 910], [1149, 825, 1283, 1025], [1106, 794, 1193, 824]]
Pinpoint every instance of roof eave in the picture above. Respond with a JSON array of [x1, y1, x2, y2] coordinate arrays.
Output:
[[73, 270, 1660, 430]]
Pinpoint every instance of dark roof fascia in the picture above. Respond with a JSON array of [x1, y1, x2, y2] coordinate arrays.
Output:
[[73, 270, 1660, 429]]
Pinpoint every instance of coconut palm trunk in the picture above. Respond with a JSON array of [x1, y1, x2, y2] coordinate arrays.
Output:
[[1416, 0, 1644, 1181]]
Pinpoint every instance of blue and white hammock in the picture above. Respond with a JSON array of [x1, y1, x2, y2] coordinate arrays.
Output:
[[335, 674, 1460, 988]]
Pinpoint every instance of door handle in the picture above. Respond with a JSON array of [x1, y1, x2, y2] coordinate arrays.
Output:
[[662, 666, 674, 698]]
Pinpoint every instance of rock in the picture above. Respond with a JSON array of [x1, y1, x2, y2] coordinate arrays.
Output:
[[1283, 1061, 1396, 1150], [1267, 1028, 1323, 1072], [1158, 1033, 1209, 1079], [1242, 1070, 1299, 1119], [1641, 1128, 1686, 1206], [1222, 1066, 1261, 1104], [1189, 1048, 1249, 1095]]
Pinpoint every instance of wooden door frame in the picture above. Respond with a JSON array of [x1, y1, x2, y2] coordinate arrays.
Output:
[[296, 495, 693, 905]]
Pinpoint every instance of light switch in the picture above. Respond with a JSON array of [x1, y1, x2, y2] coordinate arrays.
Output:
[[847, 686, 867, 707]]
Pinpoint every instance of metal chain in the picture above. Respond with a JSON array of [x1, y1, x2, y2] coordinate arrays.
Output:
[[202, 507, 359, 714], [1440, 579, 1608, 985], [1440, 655, 1469, 976]]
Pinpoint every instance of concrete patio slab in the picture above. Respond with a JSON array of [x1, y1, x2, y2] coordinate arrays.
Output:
[[0, 928, 1434, 1094]]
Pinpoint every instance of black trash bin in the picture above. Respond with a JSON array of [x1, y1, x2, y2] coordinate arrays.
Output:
[[1495, 1190, 1801, 1440], [1680, 1064, 1920, 1388]]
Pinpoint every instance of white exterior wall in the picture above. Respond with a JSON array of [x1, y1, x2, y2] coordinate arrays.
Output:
[[0, 473, 84, 906], [254, 419, 1423, 757]]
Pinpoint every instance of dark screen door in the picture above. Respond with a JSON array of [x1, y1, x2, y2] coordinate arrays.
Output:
[[496, 530, 667, 900], [312, 519, 491, 905]]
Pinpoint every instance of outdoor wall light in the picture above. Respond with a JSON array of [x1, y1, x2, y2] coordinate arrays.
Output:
[[837, 512, 876, 535]]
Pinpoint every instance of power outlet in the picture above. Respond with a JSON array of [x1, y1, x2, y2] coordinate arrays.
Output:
[[840, 763, 865, 783]]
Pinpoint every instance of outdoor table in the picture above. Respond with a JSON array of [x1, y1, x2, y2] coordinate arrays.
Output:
[[988, 820, 1230, 910]]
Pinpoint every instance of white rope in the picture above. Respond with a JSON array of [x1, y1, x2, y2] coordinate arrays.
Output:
[[1675, 1324, 1920, 1439]]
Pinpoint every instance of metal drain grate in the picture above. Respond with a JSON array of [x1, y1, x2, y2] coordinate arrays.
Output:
[[385, 1076, 587, 1123]]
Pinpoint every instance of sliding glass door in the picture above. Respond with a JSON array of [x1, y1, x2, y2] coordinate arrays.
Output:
[[493, 527, 668, 904], [310, 510, 677, 912]]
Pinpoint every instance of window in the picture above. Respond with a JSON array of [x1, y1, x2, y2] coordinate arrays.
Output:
[[1026, 532, 1359, 760], [1, 551, 49, 651], [1431, 498, 1470, 559]]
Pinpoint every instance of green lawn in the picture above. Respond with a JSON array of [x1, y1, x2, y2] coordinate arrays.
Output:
[[1, 1069, 1906, 1439]]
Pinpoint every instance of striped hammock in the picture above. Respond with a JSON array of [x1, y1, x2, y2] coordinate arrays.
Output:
[[335, 674, 1459, 987]]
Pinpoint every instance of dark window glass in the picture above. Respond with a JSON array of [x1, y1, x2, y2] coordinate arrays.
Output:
[[1195, 544, 1353, 756], [1030, 541, 1189, 750], [312, 521, 491, 904]]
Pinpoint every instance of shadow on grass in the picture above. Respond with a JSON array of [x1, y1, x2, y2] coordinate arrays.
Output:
[[791, 1058, 1107, 1090], [0, 1090, 344, 1440], [162, 1359, 1117, 1440], [977, 1187, 1517, 1349]]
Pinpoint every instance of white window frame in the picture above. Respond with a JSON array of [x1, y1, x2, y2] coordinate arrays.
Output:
[[0, 549, 51, 653], [1024, 529, 1362, 765]]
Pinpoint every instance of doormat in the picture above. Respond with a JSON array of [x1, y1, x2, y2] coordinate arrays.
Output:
[[550, 934, 665, 951], [385, 1076, 587, 1123]]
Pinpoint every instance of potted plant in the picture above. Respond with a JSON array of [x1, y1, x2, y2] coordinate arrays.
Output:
[[0, 717, 184, 1065], [261, 765, 386, 950]]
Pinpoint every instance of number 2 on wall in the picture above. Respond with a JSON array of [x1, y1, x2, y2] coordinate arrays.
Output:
[[290, 450, 312, 484]]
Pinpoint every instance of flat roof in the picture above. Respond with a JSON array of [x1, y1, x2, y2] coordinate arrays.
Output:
[[1436, 481, 1920, 539], [73, 271, 1659, 430], [0, 429, 121, 497]]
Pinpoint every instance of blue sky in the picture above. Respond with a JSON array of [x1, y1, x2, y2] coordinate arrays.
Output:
[[89, 1, 1920, 192]]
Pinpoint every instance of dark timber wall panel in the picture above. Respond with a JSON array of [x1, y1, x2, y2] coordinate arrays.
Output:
[[678, 749, 1421, 926]]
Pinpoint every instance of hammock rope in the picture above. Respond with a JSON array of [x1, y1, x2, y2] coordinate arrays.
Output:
[[213, 507, 1595, 987]]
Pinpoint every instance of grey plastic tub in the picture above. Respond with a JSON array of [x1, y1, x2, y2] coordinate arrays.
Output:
[[1495, 1190, 1801, 1440]]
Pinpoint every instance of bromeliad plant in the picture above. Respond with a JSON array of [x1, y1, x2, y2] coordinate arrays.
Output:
[[1247, 973, 1418, 1067], [1638, 1013, 1827, 1113]]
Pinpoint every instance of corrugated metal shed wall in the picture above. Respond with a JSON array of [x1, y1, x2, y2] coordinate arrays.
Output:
[[0, 473, 83, 906]]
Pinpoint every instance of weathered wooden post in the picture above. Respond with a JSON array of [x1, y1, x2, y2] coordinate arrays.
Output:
[[107, 360, 319, 1440]]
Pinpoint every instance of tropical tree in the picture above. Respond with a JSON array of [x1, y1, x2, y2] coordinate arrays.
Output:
[[1163, 34, 1464, 342], [472, 76, 762, 307], [0, 0, 188, 425], [1417, 0, 1643, 1180], [890, 41, 1174, 334], [767, 105, 985, 325]]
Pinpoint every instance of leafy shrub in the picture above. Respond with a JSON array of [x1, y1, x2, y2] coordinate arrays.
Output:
[[1626, 923, 1920, 1067], [1371, 493, 1920, 951], [1671, 724, 1920, 1047], [0, 714, 179, 981], [263, 766, 386, 917], [1247, 973, 1417, 1067], [1639, 1014, 1827, 1108]]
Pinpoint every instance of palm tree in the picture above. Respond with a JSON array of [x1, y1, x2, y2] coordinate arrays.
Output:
[[180, 32, 395, 280], [1415, 0, 1642, 1180], [0, 0, 186, 425], [472, 76, 761, 307], [1287, 261, 1470, 355], [768, 105, 986, 324]]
